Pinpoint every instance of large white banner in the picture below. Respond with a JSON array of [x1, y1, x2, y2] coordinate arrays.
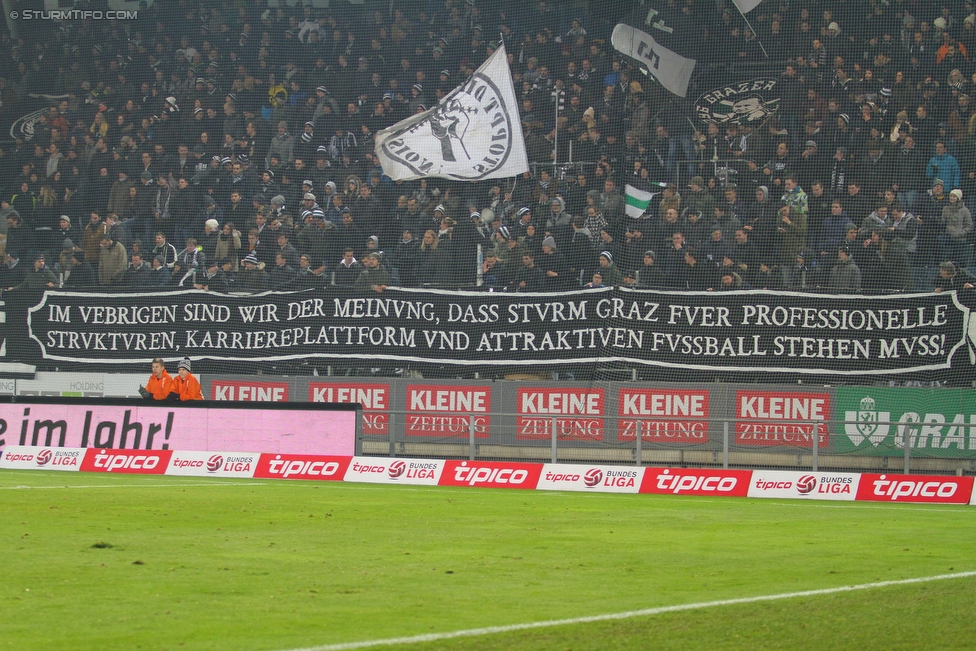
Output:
[[611, 23, 696, 98], [375, 43, 528, 181]]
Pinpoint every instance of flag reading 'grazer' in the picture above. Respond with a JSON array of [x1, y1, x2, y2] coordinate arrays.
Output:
[[610, 23, 697, 98], [625, 184, 656, 218], [374, 43, 528, 181]]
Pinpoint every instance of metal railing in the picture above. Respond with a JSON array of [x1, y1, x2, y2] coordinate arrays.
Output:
[[361, 412, 976, 477]]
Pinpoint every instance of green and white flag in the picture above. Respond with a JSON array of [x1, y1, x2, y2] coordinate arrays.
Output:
[[625, 184, 656, 218]]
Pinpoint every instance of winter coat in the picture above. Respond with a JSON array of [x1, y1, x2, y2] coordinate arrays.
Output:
[[98, 241, 128, 285], [943, 201, 974, 241], [828, 258, 862, 292]]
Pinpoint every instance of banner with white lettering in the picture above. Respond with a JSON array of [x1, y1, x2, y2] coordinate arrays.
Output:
[[611, 23, 697, 98], [374, 43, 528, 181], [8, 287, 975, 376]]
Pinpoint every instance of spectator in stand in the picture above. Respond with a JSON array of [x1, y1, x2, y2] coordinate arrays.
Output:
[[927, 141, 961, 191], [941, 189, 973, 266], [635, 250, 666, 288], [97, 235, 127, 286], [6, 253, 56, 291], [934, 261, 976, 292], [828, 246, 862, 293]]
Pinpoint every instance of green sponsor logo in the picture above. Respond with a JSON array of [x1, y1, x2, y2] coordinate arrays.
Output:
[[835, 388, 976, 457]]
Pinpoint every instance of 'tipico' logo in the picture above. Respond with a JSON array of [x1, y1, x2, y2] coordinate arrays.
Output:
[[844, 396, 891, 447]]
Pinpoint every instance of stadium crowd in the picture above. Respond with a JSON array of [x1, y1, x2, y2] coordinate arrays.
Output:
[[1, 0, 976, 295]]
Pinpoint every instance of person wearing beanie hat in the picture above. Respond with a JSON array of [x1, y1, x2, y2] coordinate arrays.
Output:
[[6, 252, 56, 291], [237, 248, 271, 293], [171, 358, 204, 401], [139, 358, 173, 400], [636, 249, 666, 288], [942, 186, 974, 266], [537, 233, 571, 290], [267, 120, 295, 168], [828, 244, 861, 292], [597, 250, 623, 286]]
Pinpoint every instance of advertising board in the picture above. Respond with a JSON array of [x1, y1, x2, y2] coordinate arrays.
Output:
[[0, 398, 358, 455]]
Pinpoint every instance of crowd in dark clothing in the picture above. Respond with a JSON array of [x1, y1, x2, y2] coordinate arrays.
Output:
[[2, 1, 976, 295]]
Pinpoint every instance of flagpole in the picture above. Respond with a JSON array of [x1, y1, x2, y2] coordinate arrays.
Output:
[[734, 11, 769, 58]]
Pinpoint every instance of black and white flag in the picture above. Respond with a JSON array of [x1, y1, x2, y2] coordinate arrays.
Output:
[[374, 43, 528, 181], [611, 23, 697, 98]]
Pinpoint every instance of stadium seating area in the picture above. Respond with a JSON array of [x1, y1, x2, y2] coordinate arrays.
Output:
[[0, 1, 975, 294]]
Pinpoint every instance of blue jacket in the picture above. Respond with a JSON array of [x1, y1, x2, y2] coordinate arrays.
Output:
[[926, 153, 961, 191]]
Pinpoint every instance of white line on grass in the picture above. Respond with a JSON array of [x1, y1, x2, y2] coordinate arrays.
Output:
[[276, 570, 976, 651], [0, 482, 268, 489]]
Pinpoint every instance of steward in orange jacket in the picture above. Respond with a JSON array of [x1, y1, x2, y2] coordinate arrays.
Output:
[[171, 358, 204, 401], [140, 358, 172, 400]]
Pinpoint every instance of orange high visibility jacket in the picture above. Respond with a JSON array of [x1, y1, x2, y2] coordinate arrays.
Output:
[[172, 373, 204, 401], [145, 371, 173, 400]]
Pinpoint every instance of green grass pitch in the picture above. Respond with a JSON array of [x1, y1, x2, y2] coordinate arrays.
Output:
[[1, 470, 975, 651]]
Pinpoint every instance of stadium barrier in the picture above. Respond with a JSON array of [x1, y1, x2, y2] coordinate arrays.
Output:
[[4, 376, 976, 473], [2, 446, 973, 506]]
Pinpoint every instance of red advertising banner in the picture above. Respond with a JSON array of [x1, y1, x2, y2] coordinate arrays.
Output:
[[310, 382, 390, 436], [617, 388, 710, 444], [211, 380, 290, 402], [640, 468, 752, 496], [81, 448, 172, 474], [253, 453, 351, 481], [405, 385, 491, 438], [516, 388, 604, 441], [439, 460, 542, 489], [855, 473, 974, 504], [734, 390, 830, 448]]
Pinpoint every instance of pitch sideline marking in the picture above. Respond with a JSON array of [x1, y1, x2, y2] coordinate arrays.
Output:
[[0, 482, 268, 489], [276, 570, 976, 651]]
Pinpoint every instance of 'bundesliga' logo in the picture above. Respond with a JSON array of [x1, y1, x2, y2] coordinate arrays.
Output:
[[388, 460, 406, 479], [844, 396, 890, 447]]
